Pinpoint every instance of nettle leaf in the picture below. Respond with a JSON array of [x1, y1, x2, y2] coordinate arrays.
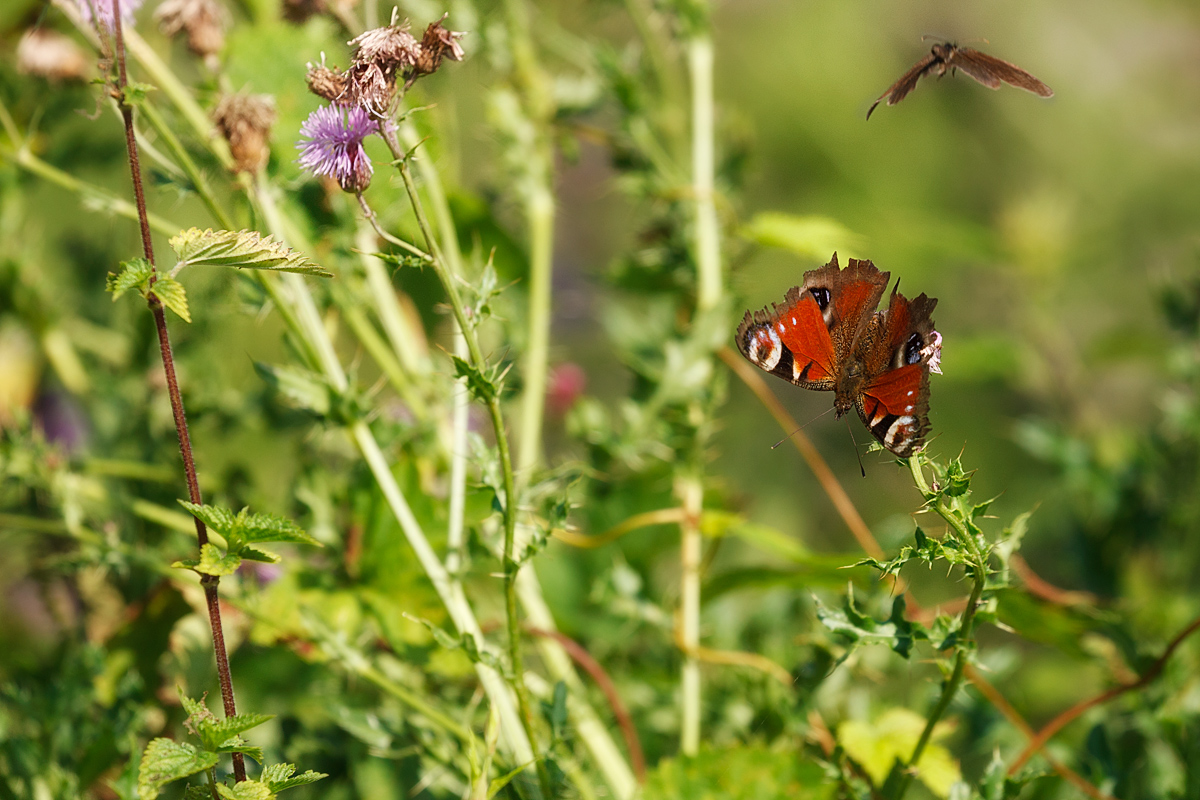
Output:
[[215, 780, 273, 800], [197, 713, 275, 752], [179, 501, 238, 535], [170, 228, 332, 277], [215, 740, 264, 764], [122, 81, 156, 105], [261, 763, 328, 793], [452, 355, 500, 403], [151, 276, 191, 323], [234, 509, 321, 547], [816, 587, 926, 659], [180, 542, 241, 576], [107, 258, 153, 299], [180, 502, 319, 554], [137, 738, 219, 800], [239, 546, 281, 564]]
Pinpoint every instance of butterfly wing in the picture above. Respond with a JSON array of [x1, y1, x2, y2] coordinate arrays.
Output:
[[949, 46, 1054, 97], [736, 253, 890, 391], [867, 51, 940, 119], [853, 286, 940, 456]]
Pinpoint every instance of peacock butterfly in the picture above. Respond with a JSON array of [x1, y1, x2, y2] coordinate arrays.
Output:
[[867, 41, 1053, 120], [736, 253, 942, 457]]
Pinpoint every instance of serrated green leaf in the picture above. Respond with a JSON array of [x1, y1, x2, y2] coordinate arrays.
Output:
[[215, 780, 273, 800], [170, 228, 332, 276], [452, 356, 499, 403], [239, 546, 281, 563], [151, 276, 191, 323], [261, 764, 328, 793], [122, 82, 156, 105], [193, 542, 242, 576], [235, 510, 321, 546], [179, 501, 239, 535], [254, 362, 334, 416], [215, 742, 264, 763], [196, 713, 274, 751], [137, 738, 219, 800], [107, 258, 154, 299]]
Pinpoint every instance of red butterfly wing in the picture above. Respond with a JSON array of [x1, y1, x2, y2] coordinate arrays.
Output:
[[857, 364, 929, 457], [736, 285, 837, 390], [854, 286, 939, 456]]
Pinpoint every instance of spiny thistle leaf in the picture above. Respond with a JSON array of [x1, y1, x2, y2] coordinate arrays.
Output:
[[170, 228, 332, 277], [451, 355, 499, 403], [261, 763, 329, 793], [151, 276, 191, 323], [107, 258, 153, 299], [137, 738, 219, 800]]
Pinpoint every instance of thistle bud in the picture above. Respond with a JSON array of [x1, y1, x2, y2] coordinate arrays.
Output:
[[212, 93, 277, 174]]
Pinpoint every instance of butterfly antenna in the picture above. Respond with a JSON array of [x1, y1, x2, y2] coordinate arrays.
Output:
[[771, 406, 836, 449], [845, 418, 867, 478]]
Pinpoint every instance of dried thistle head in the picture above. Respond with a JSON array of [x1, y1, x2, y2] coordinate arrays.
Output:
[[413, 14, 465, 77], [348, 22, 421, 68], [155, 0, 228, 59], [212, 93, 277, 174], [17, 29, 90, 82], [306, 61, 349, 104]]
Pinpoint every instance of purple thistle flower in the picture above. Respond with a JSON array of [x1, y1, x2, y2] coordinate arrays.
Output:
[[296, 104, 387, 193], [77, 0, 144, 32]]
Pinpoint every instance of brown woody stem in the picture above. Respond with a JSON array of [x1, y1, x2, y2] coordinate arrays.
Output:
[[109, 0, 245, 782]]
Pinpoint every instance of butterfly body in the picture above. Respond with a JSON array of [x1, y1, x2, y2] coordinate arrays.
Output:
[[736, 254, 941, 457], [867, 41, 1053, 119]]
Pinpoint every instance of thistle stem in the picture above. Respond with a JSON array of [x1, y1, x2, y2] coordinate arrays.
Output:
[[386, 131, 551, 800]]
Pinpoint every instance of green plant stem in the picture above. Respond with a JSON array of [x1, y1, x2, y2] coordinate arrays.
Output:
[[389, 139, 550, 800], [253, 178, 537, 771], [689, 35, 721, 312], [890, 568, 986, 800], [674, 32, 723, 759], [516, 185, 555, 476], [397, 122, 637, 798], [888, 455, 989, 800]]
